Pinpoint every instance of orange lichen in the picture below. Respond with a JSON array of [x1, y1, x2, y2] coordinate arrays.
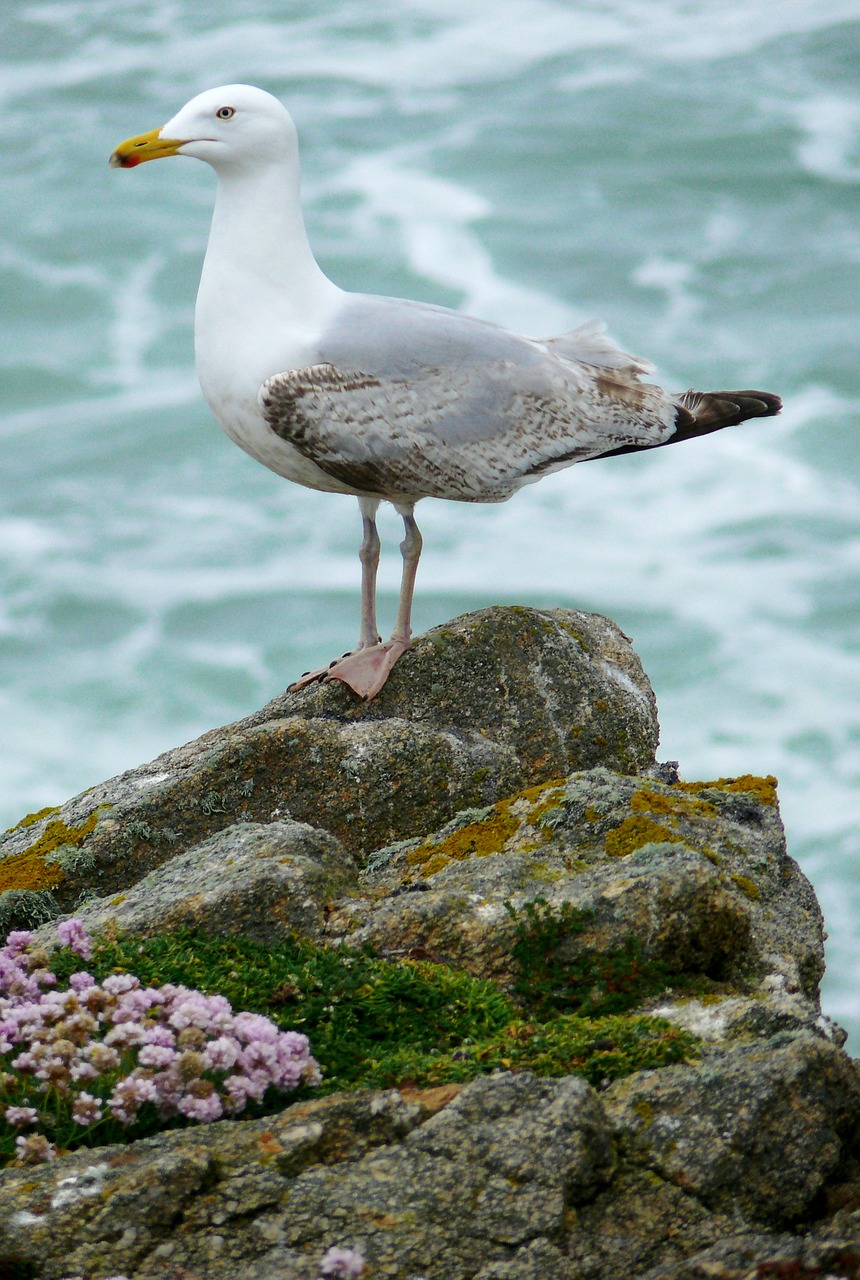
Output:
[[675, 775, 778, 807], [9, 806, 60, 832], [406, 778, 567, 874], [604, 814, 682, 859], [630, 789, 717, 820], [0, 808, 106, 893]]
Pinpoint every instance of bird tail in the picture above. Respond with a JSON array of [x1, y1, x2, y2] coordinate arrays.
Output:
[[596, 389, 781, 459]]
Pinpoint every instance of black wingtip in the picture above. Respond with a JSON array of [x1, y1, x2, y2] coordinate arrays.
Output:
[[711, 390, 782, 419]]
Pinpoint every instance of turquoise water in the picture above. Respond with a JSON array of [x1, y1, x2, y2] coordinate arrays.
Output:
[[2, 0, 859, 1044]]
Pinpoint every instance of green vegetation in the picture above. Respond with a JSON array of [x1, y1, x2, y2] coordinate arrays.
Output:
[[49, 924, 698, 1097], [505, 897, 702, 1018]]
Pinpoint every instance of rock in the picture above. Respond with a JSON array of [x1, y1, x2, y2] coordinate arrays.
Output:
[[0, 607, 658, 920], [640, 1231, 860, 1280], [262, 605, 659, 779], [0, 1074, 614, 1280], [604, 1035, 859, 1225], [1, 605, 858, 1280], [62, 820, 358, 946], [326, 767, 823, 997]]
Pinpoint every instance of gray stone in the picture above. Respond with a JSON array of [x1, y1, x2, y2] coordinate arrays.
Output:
[[0, 606, 658, 924], [57, 820, 357, 946], [327, 767, 823, 998], [604, 1034, 860, 1226], [0, 1074, 613, 1280]]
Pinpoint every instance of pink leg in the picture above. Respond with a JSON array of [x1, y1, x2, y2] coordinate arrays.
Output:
[[289, 498, 382, 692], [357, 497, 382, 649], [292, 504, 422, 700]]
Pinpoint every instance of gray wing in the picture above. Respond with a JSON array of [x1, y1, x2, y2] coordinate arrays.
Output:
[[258, 295, 677, 504]]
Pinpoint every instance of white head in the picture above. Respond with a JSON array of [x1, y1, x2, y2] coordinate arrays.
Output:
[[109, 84, 299, 174]]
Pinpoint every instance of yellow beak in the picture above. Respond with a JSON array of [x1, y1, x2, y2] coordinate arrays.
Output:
[[109, 127, 184, 169]]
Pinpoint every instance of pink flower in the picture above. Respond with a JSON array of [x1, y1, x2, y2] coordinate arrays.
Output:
[[233, 1011, 279, 1044], [71, 1092, 103, 1126], [86, 1043, 121, 1072], [104, 1022, 148, 1049], [168, 990, 233, 1033], [238, 1039, 279, 1075], [69, 971, 96, 992], [222, 1073, 269, 1112], [111, 989, 158, 1023], [56, 919, 93, 961], [3, 1105, 39, 1128], [141, 1025, 176, 1049], [102, 974, 140, 996], [3, 931, 34, 955], [108, 1074, 158, 1124], [69, 1060, 99, 1083], [137, 1043, 177, 1070], [177, 1089, 223, 1122], [14, 1133, 57, 1164], [202, 1035, 240, 1072], [320, 1246, 366, 1277]]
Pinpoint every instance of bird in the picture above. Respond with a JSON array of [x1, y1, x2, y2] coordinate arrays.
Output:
[[110, 84, 781, 700]]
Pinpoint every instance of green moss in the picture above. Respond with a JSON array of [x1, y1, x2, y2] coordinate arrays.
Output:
[[45, 925, 700, 1111], [380, 1012, 697, 1091], [504, 897, 692, 1018], [0, 807, 110, 893]]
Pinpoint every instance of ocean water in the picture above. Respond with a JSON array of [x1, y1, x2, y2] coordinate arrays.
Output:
[[1, 0, 859, 1044]]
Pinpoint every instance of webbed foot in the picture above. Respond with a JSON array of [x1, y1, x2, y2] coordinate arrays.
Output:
[[288, 638, 411, 700]]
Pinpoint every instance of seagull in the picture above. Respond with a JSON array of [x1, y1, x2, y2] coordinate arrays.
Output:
[[110, 84, 781, 700]]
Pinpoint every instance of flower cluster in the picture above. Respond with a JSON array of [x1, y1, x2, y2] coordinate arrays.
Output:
[[1, 922, 320, 1163], [59, 1246, 371, 1280]]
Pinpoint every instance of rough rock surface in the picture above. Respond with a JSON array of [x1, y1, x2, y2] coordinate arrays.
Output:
[[0, 606, 657, 917], [1, 606, 858, 1280]]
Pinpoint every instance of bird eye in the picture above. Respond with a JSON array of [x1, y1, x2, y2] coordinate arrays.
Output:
[[216, 106, 235, 120]]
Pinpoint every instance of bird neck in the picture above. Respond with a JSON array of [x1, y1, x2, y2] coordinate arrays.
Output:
[[198, 160, 338, 330]]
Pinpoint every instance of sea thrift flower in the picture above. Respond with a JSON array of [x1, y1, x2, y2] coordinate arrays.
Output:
[[69, 1060, 99, 1083], [4, 1105, 38, 1128], [137, 1043, 176, 1070], [320, 1246, 366, 1277], [203, 1035, 240, 1071], [71, 1092, 103, 1126], [56, 919, 93, 961], [3, 931, 34, 955], [1, 922, 320, 1165], [104, 1022, 149, 1050], [102, 973, 140, 997], [15, 1133, 57, 1163], [86, 1043, 121, 1072], [178, 1081, 223, 1122]]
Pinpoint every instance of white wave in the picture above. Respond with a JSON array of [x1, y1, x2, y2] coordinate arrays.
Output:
[[329, 149, 581, 334], [5, 0, 859, 110], [791, 93, 860, 183]]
